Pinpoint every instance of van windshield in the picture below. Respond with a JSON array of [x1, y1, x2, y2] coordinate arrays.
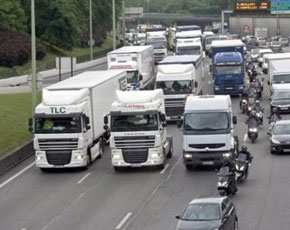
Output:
[[111, 114, 158, 131], [35, 116, 82, 133], [273, 74, 290, 84], [184, 112, 230, 131], [156, 80, 192, 94]]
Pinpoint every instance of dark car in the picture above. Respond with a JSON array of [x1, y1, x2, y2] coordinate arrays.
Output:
[[270, 87, 290, 113], [247, 36, 258, 46], [268, 120, 290, 154], [176, 197, 238, 230]]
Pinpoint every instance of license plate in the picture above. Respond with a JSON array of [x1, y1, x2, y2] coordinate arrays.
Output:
[[53, 165, 64, 168], [284, 149, 290, 152], [280, 107, 288, 110], [202, 161, 214, 165], [226, 87, 233, 90], [131, 164, 142, 167]]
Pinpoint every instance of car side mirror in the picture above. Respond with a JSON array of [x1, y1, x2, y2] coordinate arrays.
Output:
[[175, 215, 181, 220], [233, 116, 237, 125]]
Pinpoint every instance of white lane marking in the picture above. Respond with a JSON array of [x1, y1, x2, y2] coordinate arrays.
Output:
[[77, 173, 91, 184], [243, 133, 248, 143], [0, 162, 35, 189], [41, 192, 85, 230], [160, 163, 170, 174], [208, 80, 212, 85], [115, 212, 132, 230]]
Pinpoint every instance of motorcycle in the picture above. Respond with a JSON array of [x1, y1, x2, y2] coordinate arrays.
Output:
[[247, 117, 259, 143], [255, 109, 264, 125], [235, 153, 250, 183], [240, 98, 248, 114], [217, 166, 237, 196], [268, 113, 281, 131]]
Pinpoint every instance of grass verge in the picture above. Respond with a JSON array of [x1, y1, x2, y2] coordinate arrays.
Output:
[[0, 92, 41, 157]]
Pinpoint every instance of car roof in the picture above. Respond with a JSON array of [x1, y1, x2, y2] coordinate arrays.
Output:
[[189, 197, 226, 205]]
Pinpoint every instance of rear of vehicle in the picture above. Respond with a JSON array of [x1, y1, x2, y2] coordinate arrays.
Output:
[[270, 121, 290, 154], [270, 84, 290, 113], [270, 41, 283, 51]]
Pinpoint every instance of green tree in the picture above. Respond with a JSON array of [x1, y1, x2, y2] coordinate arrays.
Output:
[[0, 0, 27, 31]]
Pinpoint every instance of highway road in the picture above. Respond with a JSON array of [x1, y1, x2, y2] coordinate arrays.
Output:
[[1, 55, 290, 230]]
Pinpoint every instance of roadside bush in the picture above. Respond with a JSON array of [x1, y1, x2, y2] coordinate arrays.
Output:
[[0, 31, 47, 67]]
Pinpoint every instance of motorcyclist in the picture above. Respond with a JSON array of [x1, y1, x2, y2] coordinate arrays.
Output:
[[247, 110, 260, 124], [221, 158, 237, 193], [237, 145, 253, 163], [268, 107, 281, 123], [253, 100, 264, 125]]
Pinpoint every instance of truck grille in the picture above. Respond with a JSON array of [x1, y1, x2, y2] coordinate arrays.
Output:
[[38, 138, 78, 150], [114, 136, 155, 148], [122, 149, 148, 164], [165, 98, 186, 117], [224, 79, 235, 85], [189, 143, 225, 149], [46, 150, 72, 165]]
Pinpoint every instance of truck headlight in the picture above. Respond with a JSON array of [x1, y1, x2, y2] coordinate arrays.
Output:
[[239, 85, 244, 90], [184, 153, 192, 159], [36, 156, 44, 161], [74, 154, 84, 160], [271, 138, 280, 144], [112, 154, 121, 159], [151, 153, 160, 158], [215, 86, 220, 91]]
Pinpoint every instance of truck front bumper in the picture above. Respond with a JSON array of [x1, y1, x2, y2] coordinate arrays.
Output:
[[35, 149, 88, 168], [214, 85, 244, 95], [111, 147, 165, 167]]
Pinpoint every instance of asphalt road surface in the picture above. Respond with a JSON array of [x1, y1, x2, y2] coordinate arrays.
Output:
[[1, 55, 290, 230]]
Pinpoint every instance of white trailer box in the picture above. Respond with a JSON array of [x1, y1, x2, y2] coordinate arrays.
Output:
[[108, 46, 154, 90], [156, 55, 204, 120], [263, 53, 290, 74], [106, 89, 173, 170], [269, 59, 290, 90], [32, 70, 127, 170]]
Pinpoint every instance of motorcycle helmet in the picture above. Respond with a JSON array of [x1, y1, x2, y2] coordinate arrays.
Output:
[[272, 107, 278, 113], [241, 145, 248, 152], [251, 110, 256, 117]]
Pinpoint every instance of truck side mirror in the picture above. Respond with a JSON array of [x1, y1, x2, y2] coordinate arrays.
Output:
[[160, 113, 166, 122], [162, 122, 167, 128], [104, 115, 108, 125], [177, 119, 183, 128], [103, 125, 109, 130], [267, 80, 270, 85], [233, 116, 237, 125], [139, 75, 143, 81], [28, 117, 33, 133], [194, 82, 198, 88]]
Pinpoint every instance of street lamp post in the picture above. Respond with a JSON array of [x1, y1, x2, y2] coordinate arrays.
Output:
[[31, 0, 37, 125], [112, 0, 116, 50], [89, 0, 93, 60]]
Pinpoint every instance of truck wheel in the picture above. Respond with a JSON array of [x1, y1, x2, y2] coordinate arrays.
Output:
[[186, 165, 194, 171], [85, 149, 92, 169], [97, 139, 104, 159], [167, 137, 173, 159], [40, 168, 50, 173], [114, 166, 124, 172]]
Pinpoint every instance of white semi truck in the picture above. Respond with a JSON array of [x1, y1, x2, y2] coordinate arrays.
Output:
[[30, 70, 127, 170], [175, 39, 202, 56], [156, 55, 204, 120], [146, 31, 168, 63], [178, 95, 238, 170], [104, 89, 173, 171], [107, 46, 155, 90]]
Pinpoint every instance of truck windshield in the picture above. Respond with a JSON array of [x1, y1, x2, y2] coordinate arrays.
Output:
[[215, 65, 242, 75], [127, 71, 138, 84], [156, 80, 192, 94], [184, 112, 229, 131], [111, 114, 158, 131], [147, 41, 166, 49], [35, 116, 82, 133], [177, 46, 201, 55], [273, 74, 290, 84]]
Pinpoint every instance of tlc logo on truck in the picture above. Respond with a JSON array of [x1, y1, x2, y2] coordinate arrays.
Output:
[[50, 107, 66, 114]]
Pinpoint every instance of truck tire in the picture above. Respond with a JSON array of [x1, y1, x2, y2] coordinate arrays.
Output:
[[84, 148, 92, 170], [40, 168, 50, 173], [97, 138, 104, 159], [186, 165, 194, 171], [167, 137, 173, 159], [114, 166, 124, 172]]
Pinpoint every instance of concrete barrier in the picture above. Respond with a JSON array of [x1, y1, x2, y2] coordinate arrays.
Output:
[[0, 140, 33, 176]]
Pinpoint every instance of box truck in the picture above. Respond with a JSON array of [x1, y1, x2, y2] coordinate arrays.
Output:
[[30, 70, 127, 170], [269, 59, 290, 91], [107, 46, 155, 90], [156, 55, 204, 120], [178, 95, 238, 170], [104, 89, 173, 171]]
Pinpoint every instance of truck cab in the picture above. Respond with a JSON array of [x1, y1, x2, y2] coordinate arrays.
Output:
[[211, 40, 245, 95], [179, 95, 238, 170], [146, 35, 168, 63], [156, 55, 204, 120], [175, 39, 202, 56], [105, 89, 173, 171]]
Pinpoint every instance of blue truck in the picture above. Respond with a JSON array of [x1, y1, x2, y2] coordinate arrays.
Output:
[[211, 40, 245, 95]]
